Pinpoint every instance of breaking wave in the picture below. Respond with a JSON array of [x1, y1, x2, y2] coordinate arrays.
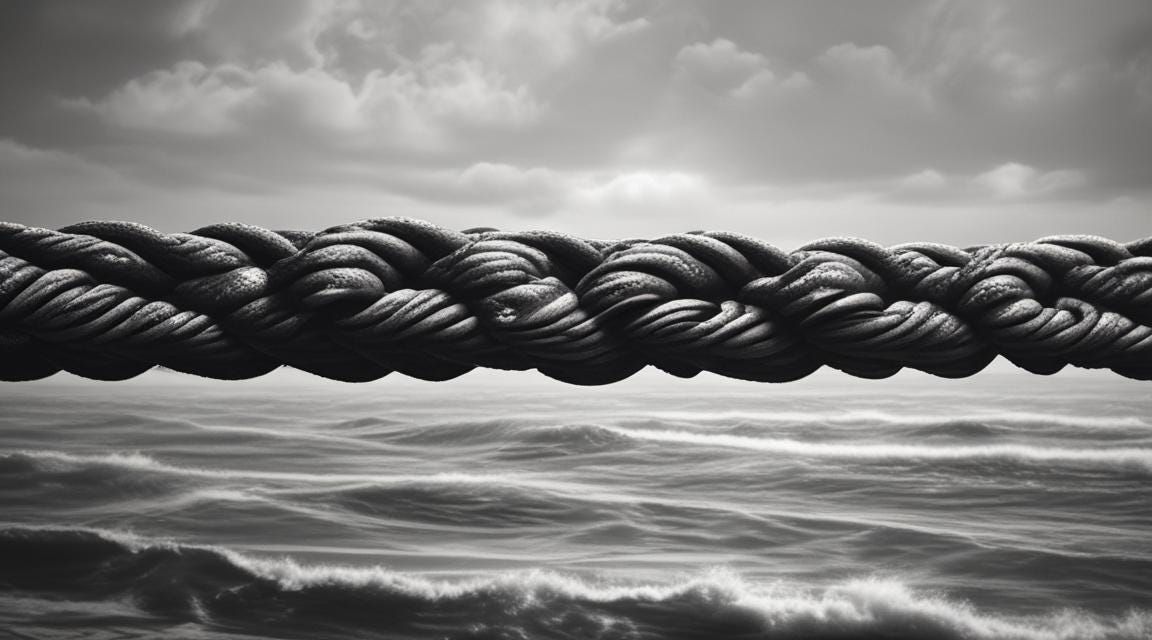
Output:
[[1, 526, 1147, 640]]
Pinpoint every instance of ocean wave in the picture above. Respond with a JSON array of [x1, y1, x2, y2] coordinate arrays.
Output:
[[0, 526, 1146, 640], [6, 450, 582, 491], [907, 420, 1002, 438], [496, 423, 635, 459], [0, 451, 182, 499], [3, 450, 627, 528], [269, 481, 601, 528], [637, 410, 1149, 431], [591, 426, 1152, 473], [177, 422, 410, 452]]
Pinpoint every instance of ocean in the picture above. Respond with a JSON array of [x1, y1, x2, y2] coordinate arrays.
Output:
[[1, 367, 1149, 639]]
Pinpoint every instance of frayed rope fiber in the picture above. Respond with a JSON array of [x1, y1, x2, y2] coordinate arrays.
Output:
[[1, 218, 1150, 383]]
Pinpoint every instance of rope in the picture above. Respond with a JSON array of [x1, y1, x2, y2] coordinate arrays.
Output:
[[1, 218, 1150, 383]]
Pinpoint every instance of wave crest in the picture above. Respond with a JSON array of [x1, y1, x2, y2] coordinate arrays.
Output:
[[591, 426, 1152, 473], [1, 527, 1147, 640]]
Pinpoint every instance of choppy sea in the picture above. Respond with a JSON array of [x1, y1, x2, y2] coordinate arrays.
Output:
[[1, 367, 1149, 639]]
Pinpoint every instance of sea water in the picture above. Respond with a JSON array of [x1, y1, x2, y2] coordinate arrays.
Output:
[[1, 366, 1149, 639]]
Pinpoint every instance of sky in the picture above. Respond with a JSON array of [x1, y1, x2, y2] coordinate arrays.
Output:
[[1, 0, 1149, 250]]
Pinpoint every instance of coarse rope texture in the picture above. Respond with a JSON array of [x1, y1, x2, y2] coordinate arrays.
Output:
[[1, 218, 1150, 384]]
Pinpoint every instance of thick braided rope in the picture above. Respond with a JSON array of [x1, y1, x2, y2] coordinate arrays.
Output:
[[1, 218, 1150, 383]]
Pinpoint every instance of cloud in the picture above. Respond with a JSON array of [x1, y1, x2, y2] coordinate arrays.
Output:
[[890, 163, 1088, 202], [469, 0, 649, 75], [1, 0, 1149, 246], [69, 53, 541, 151], [902, 0, 1152, 187], [310, 0, 650, 86], [457, 163, 561, 200], [387, 165, 713, 220], [418, 162, 567, 214], [68, 61, 258, 135], [898, 169, 948, 191], [676, 39, 769, 90], [651, 39, 942, 183], [815, 43, 928, 107], [573, 171, 711, 218], [187, 0, 335, 67], [3, 135, 1150, 251], [973, 163, 1087, 199], [674, 38, 810, 99], [361, 54, 542, 131]]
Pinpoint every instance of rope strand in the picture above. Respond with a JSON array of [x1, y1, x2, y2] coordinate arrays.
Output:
[[1, 219, 1149, 383]]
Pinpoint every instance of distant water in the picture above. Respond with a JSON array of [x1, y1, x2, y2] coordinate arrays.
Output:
[[1, 369, 1150, 639]]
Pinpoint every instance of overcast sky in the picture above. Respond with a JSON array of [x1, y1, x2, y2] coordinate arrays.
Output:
[[1, 0, 1149, 248]]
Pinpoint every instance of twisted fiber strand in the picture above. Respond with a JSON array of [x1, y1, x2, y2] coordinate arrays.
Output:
[[1, 218, 1150, 383]]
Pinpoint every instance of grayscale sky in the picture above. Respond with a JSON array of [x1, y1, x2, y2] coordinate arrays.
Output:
[[1, 0, 1149, 248]]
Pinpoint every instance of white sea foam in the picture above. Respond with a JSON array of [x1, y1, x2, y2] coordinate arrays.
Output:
[[595, 426, 1152, 471], [12, 449, 595, 495], [182, 422, 406, 452], [636, 409, 1149, 430], [172, 547, 1152, 640], [3, 525, 1148, 639], [75, 527, 1152, 639], [176, 559, 1152, 639]]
